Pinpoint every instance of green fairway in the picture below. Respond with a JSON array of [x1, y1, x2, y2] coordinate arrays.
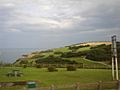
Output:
[[53, 47, 71, 53], [0, 67, 114, 86], [76, 47, 90, 52]]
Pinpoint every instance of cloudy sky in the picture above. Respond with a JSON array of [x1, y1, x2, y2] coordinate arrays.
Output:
[[0, 0, 120, 49]]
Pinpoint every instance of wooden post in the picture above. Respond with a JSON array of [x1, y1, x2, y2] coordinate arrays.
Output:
[[83, 64, 84, 69], [115, 57, 119, 80], [97, 81, 102, 90], [112, 57, 115, 80], [117, 80, 120, 90], [50, 84, 55, 90], [81, 63, 83, 68], [76, 83, 80, 90], [111, 35, 119, 80]]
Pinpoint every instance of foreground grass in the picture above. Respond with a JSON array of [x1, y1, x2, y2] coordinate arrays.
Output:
[[0, 86, 22, 90], [0, 67, 115, 86]]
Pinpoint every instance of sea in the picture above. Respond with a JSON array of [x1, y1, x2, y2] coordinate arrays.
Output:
[[0, 48, 43, 63]]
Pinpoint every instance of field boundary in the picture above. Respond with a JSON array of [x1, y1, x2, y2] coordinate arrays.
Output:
[[1, 80, 120, 90], [21, 80, 120, 90]]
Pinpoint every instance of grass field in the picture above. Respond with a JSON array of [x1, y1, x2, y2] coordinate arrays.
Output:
[[0, 67, 120, 90], [2, 45, 115, 90], [0, 67, 116, 85]]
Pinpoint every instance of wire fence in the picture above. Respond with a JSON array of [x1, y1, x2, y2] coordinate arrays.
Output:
[[22, 80, 120, 90], [0, 80, 120, 90]]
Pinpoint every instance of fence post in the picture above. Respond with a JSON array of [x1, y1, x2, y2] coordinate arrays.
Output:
[[117, 80, 120, 90], [97, 81, 102, 90], [76, 83, 80, 90], [50, 84, 55, 90]]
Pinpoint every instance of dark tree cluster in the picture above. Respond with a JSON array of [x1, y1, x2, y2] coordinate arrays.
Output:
[[68, 45, 89, 51], [35, 56, 78, 64], [67, 65, 77, 71], [61, 51, 88, 58], [31, 54, 45, 59], [86, 44, 113, 62]]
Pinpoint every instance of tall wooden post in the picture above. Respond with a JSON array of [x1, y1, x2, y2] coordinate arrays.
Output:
[[117, 80, 120, 90], [50, 84, 55, 90], [76, 83, 80, 90], [112, 57, 115, 80], [111, 35, 119, 80], [97, 81, 102, 90]]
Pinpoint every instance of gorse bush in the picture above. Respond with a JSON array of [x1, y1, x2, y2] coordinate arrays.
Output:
[[23, 64, 27, 68], [36, 56, 78, 64], [31, 54, 44, 59], [54, 51, 63, 54], [36, 64, 42, 68], [68, 45, 90, 50], [67, 65, 77, 71], [61, 51, 88, 58], [48, 66, 58, 72], [86, 44, 111, 61]]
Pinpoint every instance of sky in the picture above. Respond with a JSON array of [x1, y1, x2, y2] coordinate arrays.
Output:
[[0, 0, 120, 49]]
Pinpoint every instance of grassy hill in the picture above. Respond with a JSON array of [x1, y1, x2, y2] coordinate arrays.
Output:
[[14, 41, 116, 69], [1, 41, 120, 90]]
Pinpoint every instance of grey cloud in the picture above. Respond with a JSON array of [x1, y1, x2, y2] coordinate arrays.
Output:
[[1, 0, 119, 32], [79, 0, 120, 30], [0, 0, 120, 48]]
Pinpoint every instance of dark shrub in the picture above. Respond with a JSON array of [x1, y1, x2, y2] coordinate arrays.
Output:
[[48, 66, 58, 72], [31, 54, 44, 59], [35, 57, 78, 64], [68, 45, 90, 51], [23, 64, 27, 68], [61, 51, 88, 58], [36, 64, 42, 68], [67, 65, 77, 71], [20, 60, 28, 64], [54, 52, 63, 54]]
